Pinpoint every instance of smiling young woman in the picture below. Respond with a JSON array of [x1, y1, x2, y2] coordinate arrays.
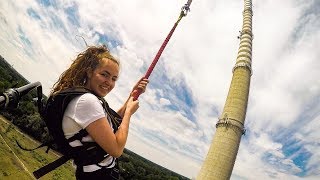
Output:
[[48, 45, 149, 180]]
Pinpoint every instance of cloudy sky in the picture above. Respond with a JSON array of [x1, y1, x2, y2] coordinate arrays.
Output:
[[0, 0, 319, 179]]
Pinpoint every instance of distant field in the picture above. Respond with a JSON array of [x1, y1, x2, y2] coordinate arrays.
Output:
[[0, 116, 75, 180]]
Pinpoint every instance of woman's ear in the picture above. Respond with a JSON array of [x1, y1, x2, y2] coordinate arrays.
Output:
[[86, 69, 93, 78]]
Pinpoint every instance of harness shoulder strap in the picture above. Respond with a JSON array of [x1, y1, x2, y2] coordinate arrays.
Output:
[[99, 98, 122, 132]]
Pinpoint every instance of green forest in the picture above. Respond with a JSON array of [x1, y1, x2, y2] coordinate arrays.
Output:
[[0, 55, 189, 180]]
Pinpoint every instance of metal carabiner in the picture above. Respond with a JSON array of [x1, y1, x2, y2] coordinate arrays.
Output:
[[181, 0, 193, 16]]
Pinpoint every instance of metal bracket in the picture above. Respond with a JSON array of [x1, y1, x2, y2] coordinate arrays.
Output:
[[232, 62, 252, 76], [216, 114, 246, 135]]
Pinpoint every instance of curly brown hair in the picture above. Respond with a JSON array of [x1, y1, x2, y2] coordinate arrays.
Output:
[[51, 45, 119, 95]]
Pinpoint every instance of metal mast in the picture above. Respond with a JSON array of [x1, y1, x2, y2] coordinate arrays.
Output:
[[197, 0, 253, 179]]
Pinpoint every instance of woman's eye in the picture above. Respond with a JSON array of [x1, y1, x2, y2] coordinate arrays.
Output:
[[102, 73, 109, 77]]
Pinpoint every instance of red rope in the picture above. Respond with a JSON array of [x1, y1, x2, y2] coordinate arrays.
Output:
[[133, 1, 192, 100], [133, 21, 179, 101], [145, 22, 179, 79]]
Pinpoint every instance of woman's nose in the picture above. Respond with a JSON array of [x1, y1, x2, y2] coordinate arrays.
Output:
[[104, 77, 113, 85]]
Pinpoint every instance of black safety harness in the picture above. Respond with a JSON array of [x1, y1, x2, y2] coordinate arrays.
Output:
[[29, 87, 122, 179]]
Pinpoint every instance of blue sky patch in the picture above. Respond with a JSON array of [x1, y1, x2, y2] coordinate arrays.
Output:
[[291, 1, 320, 45], [64, 3, 80, 27], [17, 26, 32, 47], [269, 98, 320, 177], [49, 14, 67, 34], [17, 26, 35, 59], [27, 8, 41, 20], [36, 0, 57, 8], [148, 65, 196, 122], [281, 137, 312, 177], [141, 128, 169, 147], [94, 31, 122, 48]]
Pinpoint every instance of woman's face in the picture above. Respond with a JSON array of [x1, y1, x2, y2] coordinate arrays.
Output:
[[86, 58, 119, 97]]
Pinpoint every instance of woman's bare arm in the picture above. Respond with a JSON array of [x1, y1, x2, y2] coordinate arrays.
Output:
[[86, 97, 138, 157]]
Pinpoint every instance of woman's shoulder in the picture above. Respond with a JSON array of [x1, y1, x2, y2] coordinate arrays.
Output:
[[68, 92, 104, 115], [78, 93, 100, 101], [70, 93, 102, 108]]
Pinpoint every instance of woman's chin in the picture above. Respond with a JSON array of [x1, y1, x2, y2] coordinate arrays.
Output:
[[97, 90, 108, 97]]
